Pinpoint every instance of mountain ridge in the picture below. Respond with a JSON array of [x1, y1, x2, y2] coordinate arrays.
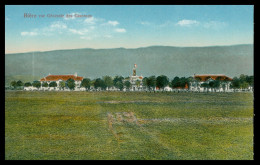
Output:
[[5, 44, 253, 85], [5, 44, 253, 55]]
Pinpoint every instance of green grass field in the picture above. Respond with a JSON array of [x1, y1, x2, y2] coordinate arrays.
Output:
[[5, 91, 254, 160]]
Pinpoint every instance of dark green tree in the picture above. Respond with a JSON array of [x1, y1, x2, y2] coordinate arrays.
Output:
[[113, 76, 124, 87], [103, 76, 113, 89], [246, 75, 254, 88], [81, 78, 91, 90], [179, 77, 189, 88], [124, 80, 131, 91], [208, 81, 215, 91], [116, 81, 124, 91], [239, 74, 249, 90], [59, 81, 66, 90], [240, 81, 249, 89], [42, 82, 48, 87], [231, 77, 240, 89], [113, 76, 124, 90], [146, 76, 156, 91], [171, 76, 180, 88], [156, 75, 169, 90], [32, 81, 41, 89], [94, 78, 106, 90], [49, 81, 57, 88], [213, 80, 221, 91], [16, 80, 24, 87], [201, 82, 209, 92], [142, 77, 148, 87], [66, 78, 75, 90], [10, 81, 17, 89], [239, 74, 247, 83], [24, 82, 32, 87]]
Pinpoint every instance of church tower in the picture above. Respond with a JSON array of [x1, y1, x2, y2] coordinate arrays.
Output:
[[133, 64, 137, 76]]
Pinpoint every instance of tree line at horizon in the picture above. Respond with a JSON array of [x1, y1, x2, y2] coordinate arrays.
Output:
[[9, 74, 254, 91]]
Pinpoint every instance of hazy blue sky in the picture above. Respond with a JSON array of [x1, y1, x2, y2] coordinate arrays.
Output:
[[5, 5, 254, 53]]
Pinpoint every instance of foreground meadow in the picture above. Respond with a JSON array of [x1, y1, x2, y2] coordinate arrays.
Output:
[[5, 91, 254, 160]]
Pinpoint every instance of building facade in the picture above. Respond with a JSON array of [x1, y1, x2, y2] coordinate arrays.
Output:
[[189, 74, 233, 92], [24, 73, 84, 91], [128, 64, 143, 91]]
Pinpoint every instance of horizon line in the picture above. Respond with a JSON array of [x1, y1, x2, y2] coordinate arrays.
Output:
[[5, 43, 253, 54]]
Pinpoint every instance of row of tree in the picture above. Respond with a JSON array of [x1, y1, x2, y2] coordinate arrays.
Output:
[[10, 79, 76, 90], [86, 76, 132, 91], [9, 75, 185, 91], [230, 74, 254, 89], [9, 74, 253, 91]]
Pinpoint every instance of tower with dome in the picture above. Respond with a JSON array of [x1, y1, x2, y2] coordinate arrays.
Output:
[[129, 64, 143, 91]]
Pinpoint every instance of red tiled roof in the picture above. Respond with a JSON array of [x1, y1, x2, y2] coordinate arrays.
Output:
[[40, 75, 83, 81], [194, 74, 232, 81]]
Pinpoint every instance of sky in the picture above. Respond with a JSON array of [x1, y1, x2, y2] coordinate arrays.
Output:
[[5, 5, 254, 53]]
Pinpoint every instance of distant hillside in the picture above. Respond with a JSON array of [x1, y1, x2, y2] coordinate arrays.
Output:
[[5, 44, 253, 85]]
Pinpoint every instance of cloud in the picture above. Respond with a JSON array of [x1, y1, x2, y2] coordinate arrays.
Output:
[[37, 21, 68, 36], [176, 19, 200, 27], [20, 16, 126, 39], [176, 19, 227, 30], [68, 28, 88, 35], [84, 17, 97, 25], [50, 21, 67, 30], [203, 21, 227, 29], [107, 21, 119, 26], [140, 21, 152, 26], [21, 21, 68, 37], [115, 28, 126, 33], [21, 31, 38, 36]]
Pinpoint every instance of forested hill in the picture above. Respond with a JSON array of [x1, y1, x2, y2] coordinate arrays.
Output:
[[5, 44, 253, 85]]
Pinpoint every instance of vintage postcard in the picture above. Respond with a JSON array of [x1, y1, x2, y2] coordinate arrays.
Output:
[[5, 5, 254, 160]]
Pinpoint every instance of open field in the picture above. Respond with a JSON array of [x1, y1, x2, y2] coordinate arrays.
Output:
[[5, 91, 254, 160]]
